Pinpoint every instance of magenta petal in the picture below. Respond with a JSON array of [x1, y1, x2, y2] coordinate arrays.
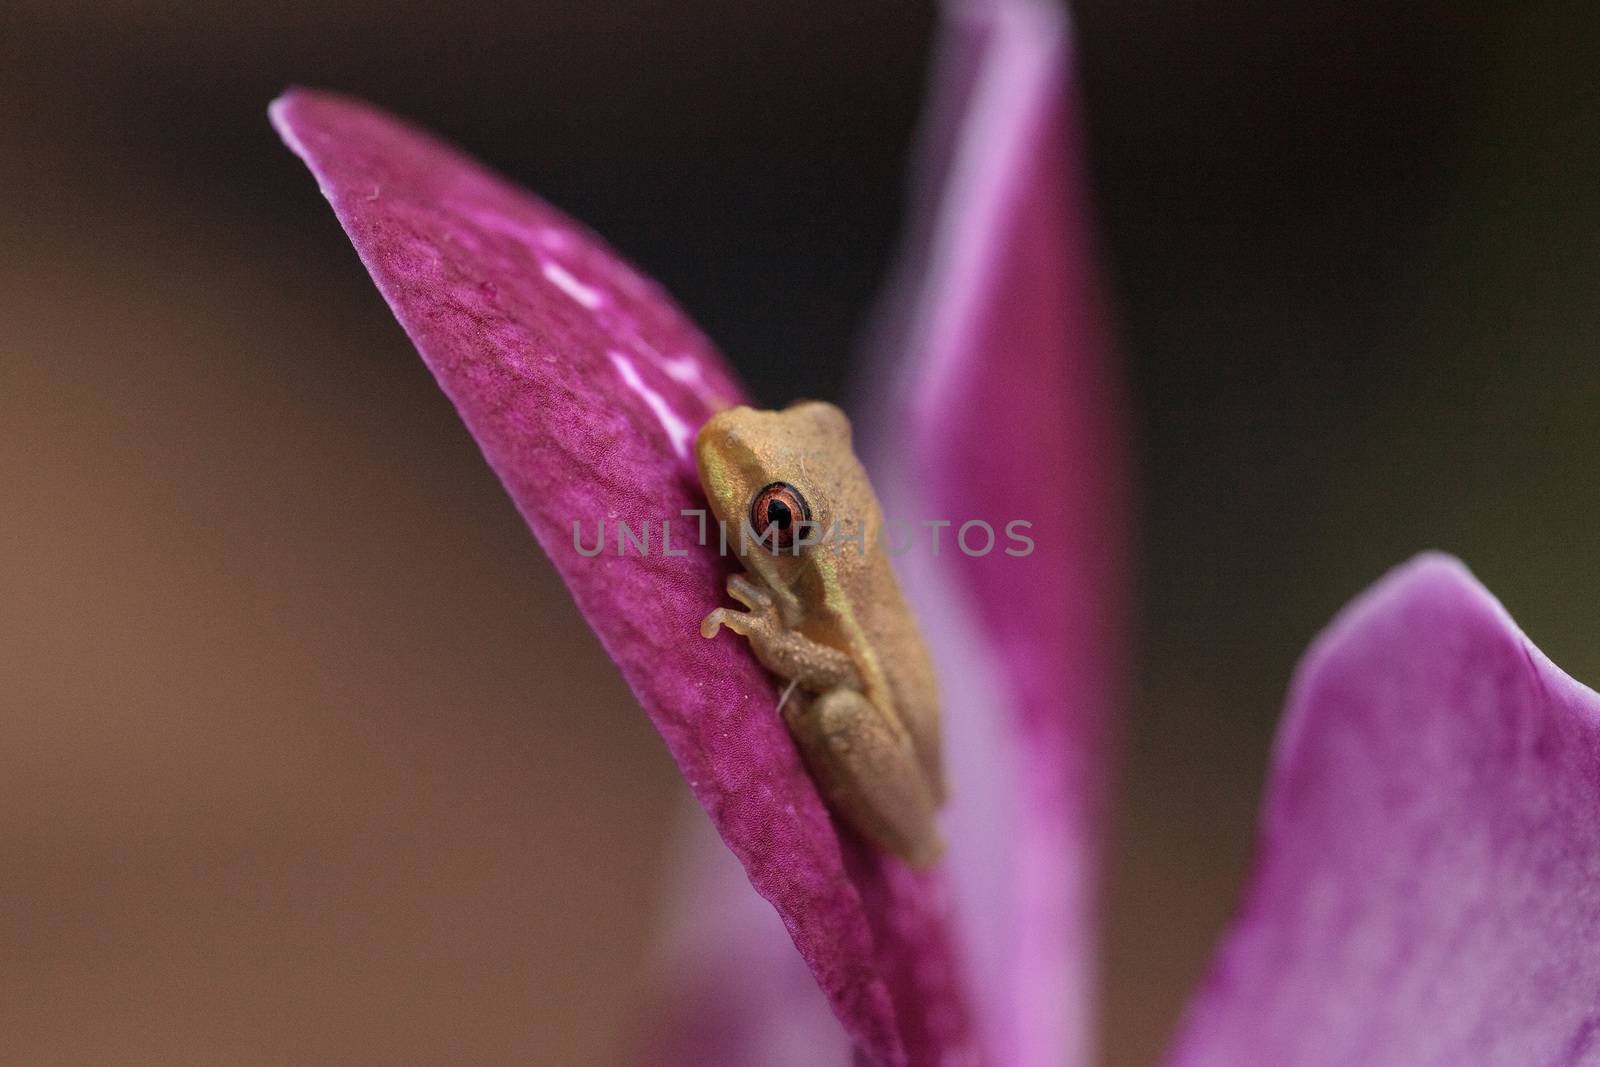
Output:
[[270, 90, 974, 1065], [639, 804, 853, 1066], [1170, 554, 1600, 1066], [865, 1, 1127, 1064]]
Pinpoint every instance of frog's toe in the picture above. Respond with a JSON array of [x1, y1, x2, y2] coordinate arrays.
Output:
[[701, 606, 759, 640], [726, 573, 773, 612]]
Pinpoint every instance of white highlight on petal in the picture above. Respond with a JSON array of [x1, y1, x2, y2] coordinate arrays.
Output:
[[660, 351, 727, 410], [609, 350, 692, 459], [542, 259, 604, 310], [661, 354, 705, 385]]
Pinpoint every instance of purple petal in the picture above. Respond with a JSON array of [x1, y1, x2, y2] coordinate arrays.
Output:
[[270, 90, 974, 1065], [1170, 554, 1600, 1067], [638, 804, 852, 1066], [865, 1, 1128, 1064]]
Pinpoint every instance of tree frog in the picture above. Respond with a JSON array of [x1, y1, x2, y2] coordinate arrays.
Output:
[[696, 400, 946, 867]]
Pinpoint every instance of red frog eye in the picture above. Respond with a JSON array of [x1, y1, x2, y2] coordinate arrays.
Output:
[[750, 482, 811, 550]]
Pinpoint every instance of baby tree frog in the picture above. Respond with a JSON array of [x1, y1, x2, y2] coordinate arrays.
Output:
[[696, 401, 946, 867]]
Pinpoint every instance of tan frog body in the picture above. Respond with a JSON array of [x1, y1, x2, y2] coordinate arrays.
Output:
[[696, 401, 946, 867]]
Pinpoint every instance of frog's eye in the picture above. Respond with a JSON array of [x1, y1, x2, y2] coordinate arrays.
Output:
[[750, 481, 811, 551]]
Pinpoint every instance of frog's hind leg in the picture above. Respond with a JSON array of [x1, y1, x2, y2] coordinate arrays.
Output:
[[795, 689, 945, 868]]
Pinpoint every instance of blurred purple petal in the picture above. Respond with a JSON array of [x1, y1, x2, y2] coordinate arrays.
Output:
[[639, 806, 851, 1066], [270, 89, 975, 1065], [866, 1, 1128, 1064], [1171, 554, 1600, 1067], [645, 0, 1125, 1059]]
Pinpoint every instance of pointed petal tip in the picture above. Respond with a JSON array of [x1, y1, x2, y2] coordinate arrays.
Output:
[[1293, 549, 1593, 724], [1288, 552, 1498, 705], [267, 90, 301, 153], [1325, 550, 1480, 630], [267, 86, 318, 140]]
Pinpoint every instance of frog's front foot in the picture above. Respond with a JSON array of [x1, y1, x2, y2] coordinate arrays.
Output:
[[700, 573, 780, 640], [725, 573, 775, 614], [704, 572, 864, 691]]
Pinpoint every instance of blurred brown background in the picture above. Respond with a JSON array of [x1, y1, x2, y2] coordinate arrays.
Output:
[[2, 0, 1597, 1063]]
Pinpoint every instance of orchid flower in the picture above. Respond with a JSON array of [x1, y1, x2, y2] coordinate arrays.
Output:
[[270, 0, 1600, 1064]]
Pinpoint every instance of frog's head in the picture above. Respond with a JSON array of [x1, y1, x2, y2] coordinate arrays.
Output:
[[695, 401, 858, 600]]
